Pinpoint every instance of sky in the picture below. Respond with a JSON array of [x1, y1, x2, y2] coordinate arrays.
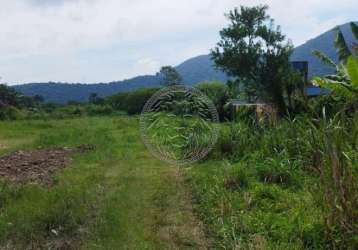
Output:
[[0, 0, 357, 85]]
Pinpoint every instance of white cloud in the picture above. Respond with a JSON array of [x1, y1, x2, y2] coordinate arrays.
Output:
[[0, 0, 356, 83]]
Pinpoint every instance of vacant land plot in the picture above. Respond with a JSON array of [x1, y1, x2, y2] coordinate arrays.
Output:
[[0, 117, 207, 249], [1, 116, 353, 249]]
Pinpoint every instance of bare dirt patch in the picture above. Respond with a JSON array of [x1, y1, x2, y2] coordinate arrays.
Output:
[[0, 144, 95, 184]]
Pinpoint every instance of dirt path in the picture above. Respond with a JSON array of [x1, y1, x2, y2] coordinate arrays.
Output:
[[82, 122, 210, 249]]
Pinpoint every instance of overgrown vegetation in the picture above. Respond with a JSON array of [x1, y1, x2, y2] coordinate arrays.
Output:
[[186, 110, 357, 249]]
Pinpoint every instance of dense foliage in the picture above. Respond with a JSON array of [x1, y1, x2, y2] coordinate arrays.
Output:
[[107, 87, 160, 115], [158, 66, 183, 86], [0, 84, 44, 120], [211, 5, 301, 115], [188, 111, 357, 249], [196, 81, 231, 121]]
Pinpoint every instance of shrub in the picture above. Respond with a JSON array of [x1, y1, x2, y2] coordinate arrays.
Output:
[[196, 81, 231, 121], [253, 185, 281, 202], [86, 105, 113, 116], [255, 156, 299, 188], [0, 106, 25, 120], [211, 122, 263, 161], [107, 88, 160, 115], [224, 166, 249, 191], [301, 223, 325, 249], [233, 105, 257, 123]]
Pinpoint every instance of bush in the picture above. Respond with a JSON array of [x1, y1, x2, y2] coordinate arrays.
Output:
[[0, 106, 25, 120], [224, 166, 249, 191], [308, 95, 347, 118], [253, 185, 281, 202], [211, 121, 265, 161], [301, 223, 325, 249], [196, 81, 231, 121], [255, 156, 300, 188], [86, 105, 113, 116], [107, 88, 160, 115], [232, 105, 257, 123]]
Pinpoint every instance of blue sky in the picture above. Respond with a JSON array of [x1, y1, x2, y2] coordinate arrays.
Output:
[[0, 0, 357, 85]]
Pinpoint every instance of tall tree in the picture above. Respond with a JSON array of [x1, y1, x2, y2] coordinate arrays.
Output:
[[159, 66, 183, 86], [88, 93, 104, 105], [211, 5, 294, 115], [0, 84, 20, 107]]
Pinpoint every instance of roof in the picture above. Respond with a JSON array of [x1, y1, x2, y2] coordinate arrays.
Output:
[[229, 99, 267, 106], [305, 86, 331, 96]]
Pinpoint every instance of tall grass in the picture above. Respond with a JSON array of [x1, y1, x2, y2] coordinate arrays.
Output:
[[187, 111, 357, 249], [308, 110, 358, 249]]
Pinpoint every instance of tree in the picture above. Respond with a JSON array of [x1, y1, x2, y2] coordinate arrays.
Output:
[[211, 5, 295, 115], [88, 93, 104, 105], [0, 84, 20, 107], [159, 66, 182, 86], [33, 95, 44, 103]]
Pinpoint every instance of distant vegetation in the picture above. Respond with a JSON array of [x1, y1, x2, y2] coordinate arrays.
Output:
[[158, 66, 183, 86], [0, 84, 44, 120], [13, 56, 228, 104]]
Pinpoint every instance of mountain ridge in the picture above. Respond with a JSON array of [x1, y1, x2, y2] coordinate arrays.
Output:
[[13, 22, 357, 104]]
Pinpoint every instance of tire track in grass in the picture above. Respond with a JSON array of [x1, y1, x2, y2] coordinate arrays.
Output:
[[85, 117, 209, 249]]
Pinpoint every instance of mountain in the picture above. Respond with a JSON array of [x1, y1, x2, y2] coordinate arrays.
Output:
[[14, 55, 228, 104], [14, 75, 159, 104], [177, 55, 228, 84], [13, 22, 357, 104]]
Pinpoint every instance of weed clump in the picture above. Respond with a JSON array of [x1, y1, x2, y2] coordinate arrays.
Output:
[[255, 156, 300, 189], [224, 166, 249, 191]]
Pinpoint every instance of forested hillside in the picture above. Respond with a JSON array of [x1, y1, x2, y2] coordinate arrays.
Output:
[[13, 22, 357, 104]]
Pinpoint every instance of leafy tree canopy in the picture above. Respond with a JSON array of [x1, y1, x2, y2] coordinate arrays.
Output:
[[0, 84, 43, 108], [159, 66, 183, 86], [211, 5, 295, 114]]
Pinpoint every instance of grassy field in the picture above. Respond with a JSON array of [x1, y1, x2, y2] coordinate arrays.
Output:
[[0, 115, 356, 249], [0, 116, 207, 249]]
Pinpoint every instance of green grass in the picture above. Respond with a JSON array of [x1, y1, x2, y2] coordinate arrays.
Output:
[[0, 115, 356, 249], [186, 160, 323, 249], [185, 114, 357, 249], [0, 116, 206, 249]]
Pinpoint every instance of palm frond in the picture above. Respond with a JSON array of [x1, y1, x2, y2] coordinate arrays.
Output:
[[350, 22, 358, 54], [334, 27, 351, 63], [350, 22, 358, 40], [347, 56, 358, 88], [312, 77, 353, 97], [312, 50, 337, 68]]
